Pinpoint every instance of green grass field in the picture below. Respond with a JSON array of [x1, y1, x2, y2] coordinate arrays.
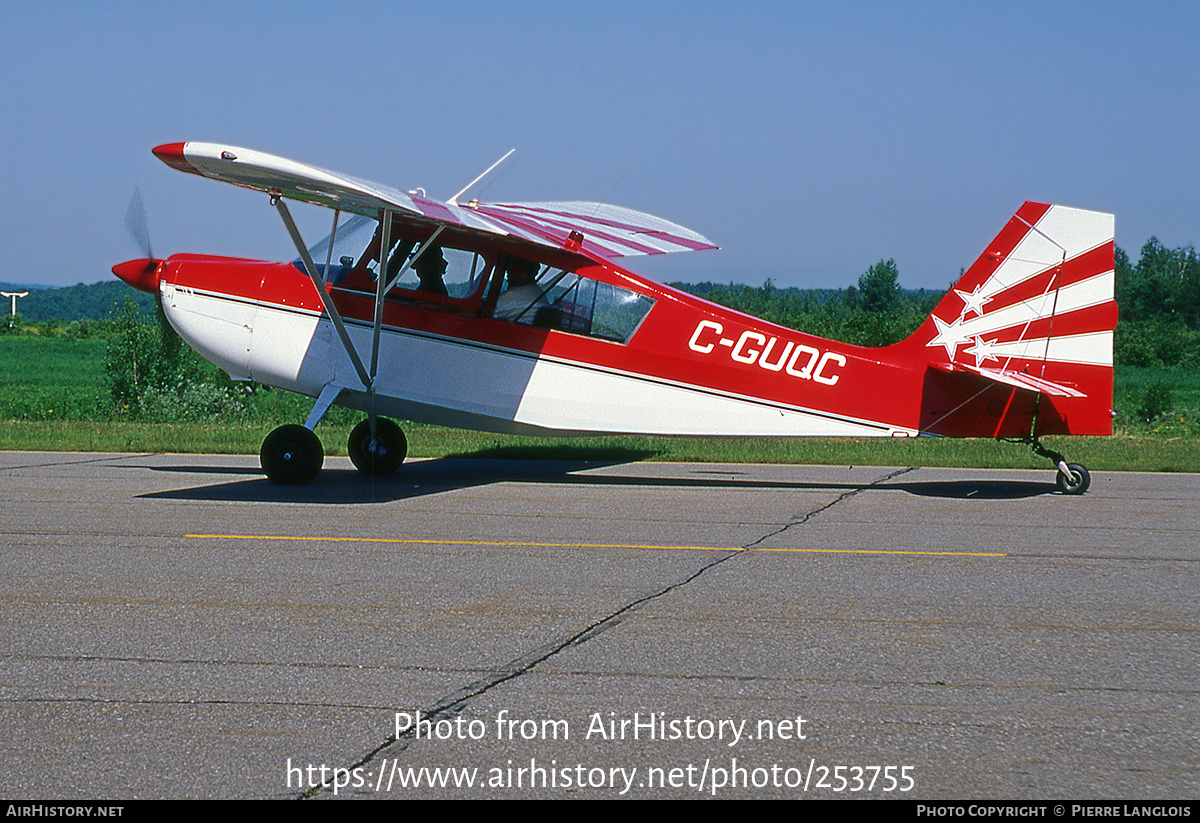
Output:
[[2, 335, 1197, 471], [0, 335, 110, 420]]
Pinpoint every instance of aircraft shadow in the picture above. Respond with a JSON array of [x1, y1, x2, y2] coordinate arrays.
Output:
[[137, 450, 1056, 504]]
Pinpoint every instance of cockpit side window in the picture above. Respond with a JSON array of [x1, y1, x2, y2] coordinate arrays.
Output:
[[491, 257, 655, 344], [320, 220, 494, 313], [373, 244, 490, 301], [304, 219, 653, 336]]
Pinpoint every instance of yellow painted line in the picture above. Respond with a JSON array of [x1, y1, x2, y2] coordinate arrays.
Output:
[[187, 534, 1006, 558]]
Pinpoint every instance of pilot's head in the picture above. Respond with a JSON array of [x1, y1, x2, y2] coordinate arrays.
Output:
[[415, 247, 448, 280], [505, 258, 539, 286]]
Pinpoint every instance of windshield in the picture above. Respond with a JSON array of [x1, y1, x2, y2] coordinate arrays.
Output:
[[295, 215, 379, 283]]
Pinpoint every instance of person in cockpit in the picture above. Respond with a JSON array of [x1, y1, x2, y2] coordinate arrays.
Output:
[[493, 257, 547, 322], [414, 247, 449, 296]]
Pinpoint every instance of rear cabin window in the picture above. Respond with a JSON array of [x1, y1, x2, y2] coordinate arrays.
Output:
[[492, 263, 654, 344]]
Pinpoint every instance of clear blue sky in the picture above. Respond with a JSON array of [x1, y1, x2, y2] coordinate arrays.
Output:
[[3, 0, 1197, 290]]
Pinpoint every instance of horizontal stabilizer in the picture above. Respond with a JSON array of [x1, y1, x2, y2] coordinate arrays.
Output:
[[929, 361, 1085, 398]]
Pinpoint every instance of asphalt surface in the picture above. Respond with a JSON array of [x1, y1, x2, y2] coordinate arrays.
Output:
[[1, 451, 1197, 799]]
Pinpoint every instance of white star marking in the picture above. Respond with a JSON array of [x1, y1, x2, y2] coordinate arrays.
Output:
[[964, 335, 1001, 366], [953, 284, 992, 318], [927, 314, 971, 360]]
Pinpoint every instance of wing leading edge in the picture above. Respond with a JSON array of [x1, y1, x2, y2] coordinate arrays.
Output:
[[152, 142, 717, 260]]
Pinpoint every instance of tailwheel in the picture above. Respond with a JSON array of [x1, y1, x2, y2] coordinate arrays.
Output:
[[260, 424, 324, 485], [1025, 438, 1091, 496], [348, 417, 407, 476], [1055, 462, 1090, 495]]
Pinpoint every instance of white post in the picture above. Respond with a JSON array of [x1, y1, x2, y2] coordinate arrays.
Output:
[[1, 291, 28, 318]]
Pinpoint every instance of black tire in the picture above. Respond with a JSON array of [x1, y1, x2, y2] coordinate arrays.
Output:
[[1055, 462, 1090, 495], [260, 424, 324, 485], [347, 418, 407, 476]]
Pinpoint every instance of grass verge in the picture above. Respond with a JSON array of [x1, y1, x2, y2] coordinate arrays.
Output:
[[1, 420, 1196, 473]]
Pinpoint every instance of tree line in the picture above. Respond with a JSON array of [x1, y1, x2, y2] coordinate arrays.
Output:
[[1113, 240, 1200, 367], [673, 258, 941, 350], [5, 237, 1196, 418], [10, 281, 157, 324], [674, 238, 1199, 368]]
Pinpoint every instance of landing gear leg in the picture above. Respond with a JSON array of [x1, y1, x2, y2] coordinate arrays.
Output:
[[1029, 438, 1090, 495], [261, 424, 324, 485], [348, 416, 407, 476]]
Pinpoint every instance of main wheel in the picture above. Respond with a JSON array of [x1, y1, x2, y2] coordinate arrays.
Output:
[[1055, 462, 1090, 495], [348, 417, 407, 476], [260, 424, 324, 485]]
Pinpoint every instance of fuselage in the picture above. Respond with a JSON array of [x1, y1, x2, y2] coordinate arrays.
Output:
[[108, 192, 1118, 444], [157, 250, 941, 438]]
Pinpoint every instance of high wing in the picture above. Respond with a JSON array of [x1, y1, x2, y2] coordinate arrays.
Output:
[[470, 201, 718, 258], [152, 142, 717, 261]]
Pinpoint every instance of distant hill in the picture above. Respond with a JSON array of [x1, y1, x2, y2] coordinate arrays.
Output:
[[16, 281, 156, 321]]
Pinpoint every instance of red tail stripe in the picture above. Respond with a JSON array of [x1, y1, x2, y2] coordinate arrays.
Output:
[[978, 243, 1114, 312]]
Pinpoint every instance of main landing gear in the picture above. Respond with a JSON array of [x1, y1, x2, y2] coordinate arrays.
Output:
[[347, 417, 408, 476], [260, 416, 408, 484], [260, 424, 324, 485]]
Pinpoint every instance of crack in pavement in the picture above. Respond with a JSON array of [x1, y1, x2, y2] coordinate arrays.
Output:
[[742, 467, 913, 549], [299, 465, 915, 798]]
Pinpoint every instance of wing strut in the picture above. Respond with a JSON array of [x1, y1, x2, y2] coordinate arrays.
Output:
[[324, 208, 341, 272], [275, 197, 371, 389], [275, 199, 450, 403], [369, 209, 391, 386]]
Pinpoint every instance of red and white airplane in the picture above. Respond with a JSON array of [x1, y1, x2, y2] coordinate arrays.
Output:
[[113, 142, 1116, 492]]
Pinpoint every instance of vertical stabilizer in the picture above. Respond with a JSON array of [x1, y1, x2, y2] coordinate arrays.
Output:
[[912, 202, 1116, 436]]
